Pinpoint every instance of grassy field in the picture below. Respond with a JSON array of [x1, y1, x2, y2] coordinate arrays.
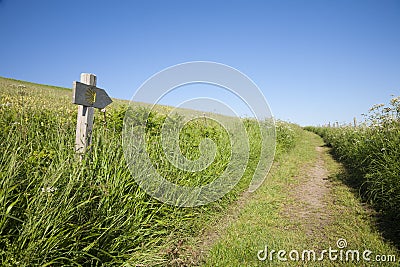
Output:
[[0, 76, 293, 266], [1, 76, 398, 266]]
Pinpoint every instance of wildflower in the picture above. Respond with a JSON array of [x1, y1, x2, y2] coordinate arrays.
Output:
[[390, 96, 400, 105], [369, 103, 385, 111], [41, 187, 57, 193], [1, 102, 12, 107]]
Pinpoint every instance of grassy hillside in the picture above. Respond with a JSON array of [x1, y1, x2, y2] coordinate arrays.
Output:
[[0, 76, 293, 266]]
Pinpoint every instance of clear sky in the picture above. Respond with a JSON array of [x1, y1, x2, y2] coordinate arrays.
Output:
[[1, 0, 399, 126]]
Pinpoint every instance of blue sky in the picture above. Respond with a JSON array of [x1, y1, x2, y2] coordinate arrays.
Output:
[[0, 0, 399, 125]]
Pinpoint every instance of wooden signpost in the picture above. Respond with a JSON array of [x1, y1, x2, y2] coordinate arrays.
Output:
[[72, 73, 112, 158]]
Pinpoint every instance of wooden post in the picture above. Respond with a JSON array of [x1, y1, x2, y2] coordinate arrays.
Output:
[[353, 117, 357, 127], [72, 73, 112, 159], [75, 73, 96, 156]]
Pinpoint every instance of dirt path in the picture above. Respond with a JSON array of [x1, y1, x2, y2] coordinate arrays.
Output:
[[195, 132, 399, 266], [283, 145, 331, 238]]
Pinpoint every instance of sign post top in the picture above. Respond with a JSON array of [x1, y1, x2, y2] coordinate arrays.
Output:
[[72, 81, 112, 109]]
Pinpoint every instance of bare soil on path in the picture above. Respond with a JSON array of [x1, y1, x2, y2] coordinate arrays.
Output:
[[282, 145, 332, 239]]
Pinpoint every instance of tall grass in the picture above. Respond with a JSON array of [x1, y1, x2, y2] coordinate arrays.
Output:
[[305, 96, 400, 219], [0, 77, 297, 265]]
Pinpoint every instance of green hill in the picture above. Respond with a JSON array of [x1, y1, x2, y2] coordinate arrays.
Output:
[[0, 75, 281, 265]]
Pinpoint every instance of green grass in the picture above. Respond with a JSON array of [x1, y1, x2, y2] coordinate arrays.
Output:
[[202, 129, 399, 266], [202, 125, 316, 266], [0, 76, 287, 266], [2, 76, 397, 266]]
